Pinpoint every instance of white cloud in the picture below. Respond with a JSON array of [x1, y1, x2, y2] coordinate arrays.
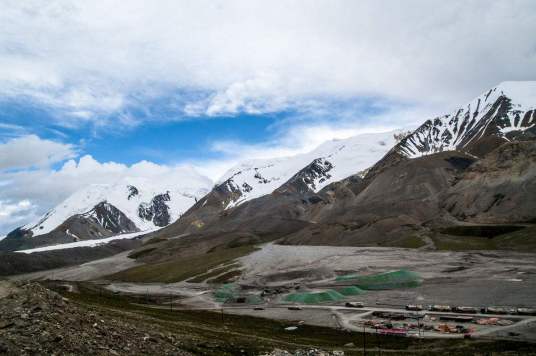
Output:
[[204, 72, 289, 116], [0, 200, 35, 219], [1, 0, 535, 123], [0, 200, 39, 238], [0, 135, 76, 170]]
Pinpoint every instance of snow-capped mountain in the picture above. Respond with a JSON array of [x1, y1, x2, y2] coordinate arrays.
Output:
[[148, 81, 536, 251], [0, 172, 212, 251], [23, 176, 211, 237], [217, 131, 401, 209], [397, 81, 536, 158]]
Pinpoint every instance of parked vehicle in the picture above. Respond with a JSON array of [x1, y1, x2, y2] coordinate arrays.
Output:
[[430, 305, 452, 312], [345, 302, 364, 308], [482, 307, 512, 315], [405, 304, 423, 311], [516, 308, 536, 316]]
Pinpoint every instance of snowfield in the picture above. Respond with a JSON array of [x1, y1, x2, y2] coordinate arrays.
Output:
[[16, 230, 153, 254], [218, 130, 402, 209]]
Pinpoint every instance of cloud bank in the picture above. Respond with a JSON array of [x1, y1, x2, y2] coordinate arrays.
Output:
[[1, 0, 535, 124], [0, 135, 76, 170]]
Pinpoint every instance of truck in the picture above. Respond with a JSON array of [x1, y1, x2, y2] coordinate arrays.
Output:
[[516, 308, 536, 316], [430, 305, 452, 312], [453, 306, 478, 314], [482, 307, 513, 315]]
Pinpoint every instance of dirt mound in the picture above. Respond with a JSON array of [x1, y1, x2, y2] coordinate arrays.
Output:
[[0, 282, 191, 355]]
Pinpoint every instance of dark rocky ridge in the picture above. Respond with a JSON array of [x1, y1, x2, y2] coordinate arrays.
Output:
[[90, 202, 138, 234], [0, 202, 139, 252], [127, 185, 139, 199], [138, 192, 172, 227], [281, 158, 334, 194]]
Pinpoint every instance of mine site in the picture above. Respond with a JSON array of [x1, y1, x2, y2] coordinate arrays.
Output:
[[6, 242, 536, 351]]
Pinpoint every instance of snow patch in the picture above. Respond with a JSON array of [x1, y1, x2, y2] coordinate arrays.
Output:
[[16, 230, 153, 254]]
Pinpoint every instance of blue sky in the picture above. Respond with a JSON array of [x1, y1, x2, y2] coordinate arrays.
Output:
[[0, 91, 405, 172], [0, 96, 279, 165], [1, 0, 535, 235]]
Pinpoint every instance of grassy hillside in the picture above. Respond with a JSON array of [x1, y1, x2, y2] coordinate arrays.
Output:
[[431, 225, 536, 252], [108, 245, 257, 283]]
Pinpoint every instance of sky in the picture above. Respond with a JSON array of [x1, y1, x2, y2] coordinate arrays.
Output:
[[1, 0, 536, 235]]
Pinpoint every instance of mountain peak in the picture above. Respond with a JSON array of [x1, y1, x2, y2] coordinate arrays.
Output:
[[397, 82, 536, 158], [492, 81, 536, 109], [19, 174, 211, 238]]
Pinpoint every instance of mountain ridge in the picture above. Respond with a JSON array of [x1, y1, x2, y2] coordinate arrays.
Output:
[[0, 173, 211, 251], [136, 81, 536, 258]]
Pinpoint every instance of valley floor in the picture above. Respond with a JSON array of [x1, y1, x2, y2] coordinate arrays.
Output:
[[5, 243, 536, 354]]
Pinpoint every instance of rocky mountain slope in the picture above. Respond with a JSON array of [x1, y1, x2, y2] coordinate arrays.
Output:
[[137, 81, 535, 258], [281, 82, 536, 245], [442, 140, 536, 224], [151, 131, 402, 239], [0, 174, 211, 252]]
